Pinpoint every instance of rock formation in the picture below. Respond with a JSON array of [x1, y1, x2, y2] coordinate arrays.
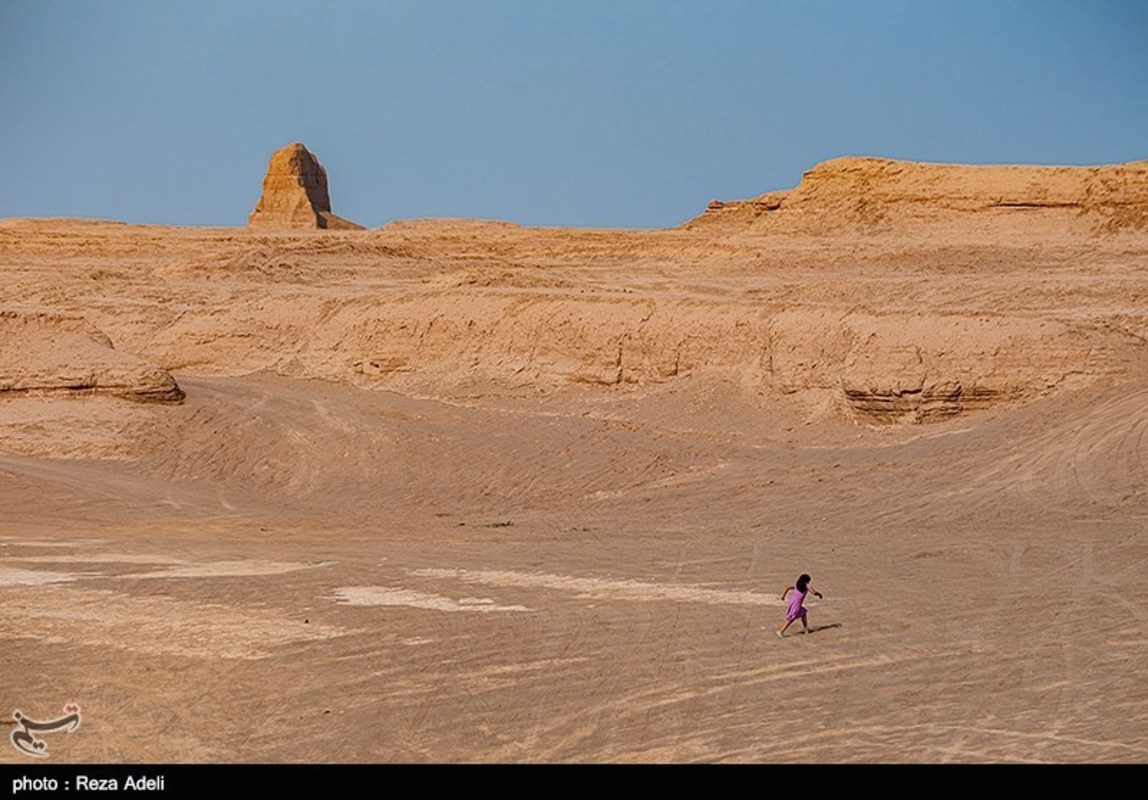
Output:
[[247, 143, 364, 230], [0, 310, 184, 403], [686, 156, 1148, 235], [6, 151, 1146, 426]]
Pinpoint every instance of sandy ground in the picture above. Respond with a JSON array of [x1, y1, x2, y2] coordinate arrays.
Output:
[[1, 168, 1147, 762]]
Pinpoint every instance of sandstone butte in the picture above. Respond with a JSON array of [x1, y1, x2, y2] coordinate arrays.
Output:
[[247, 142, 364, 230]]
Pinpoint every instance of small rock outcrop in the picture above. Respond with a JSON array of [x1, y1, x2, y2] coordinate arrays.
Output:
[[247, 143, 364, 230], [0, 311, 184, 403]]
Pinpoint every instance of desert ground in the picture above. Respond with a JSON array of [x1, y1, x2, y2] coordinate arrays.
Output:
[[2, 157, 1147, 763]]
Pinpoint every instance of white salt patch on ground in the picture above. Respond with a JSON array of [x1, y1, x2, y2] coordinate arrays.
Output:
[[0, 586, 347, 660], [331, 587, 528, 613], [402, 636, 436, 646], [412, 568, 782, 607], [10, 554, 188, 565], [0, 566, 82, 586], [116, 560, 331, 579], [0, 539, 104, 548]]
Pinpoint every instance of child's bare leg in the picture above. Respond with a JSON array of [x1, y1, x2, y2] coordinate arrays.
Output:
[[801, 616, 809, 634], [777, 619, 793, 637]]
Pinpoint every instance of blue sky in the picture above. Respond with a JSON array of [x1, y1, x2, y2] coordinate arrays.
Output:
[[1, 1, 1145, 228]]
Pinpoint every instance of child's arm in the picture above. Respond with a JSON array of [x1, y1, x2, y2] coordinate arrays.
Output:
[[780, 585, 793, 601], [810, 585, 824, 599]]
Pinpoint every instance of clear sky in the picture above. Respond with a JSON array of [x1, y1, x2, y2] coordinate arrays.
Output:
[[2, 1, 1145, 228]]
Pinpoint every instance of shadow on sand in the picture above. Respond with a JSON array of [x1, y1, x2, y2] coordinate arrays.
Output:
[[807, 623, 842, 634], [782, 623, 842, 637]]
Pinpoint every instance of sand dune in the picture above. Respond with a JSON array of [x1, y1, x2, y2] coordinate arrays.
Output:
[[1, 157, 1146, 763]]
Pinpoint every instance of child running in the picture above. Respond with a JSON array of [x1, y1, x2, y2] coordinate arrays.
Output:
[[777, 573, 822, 638]]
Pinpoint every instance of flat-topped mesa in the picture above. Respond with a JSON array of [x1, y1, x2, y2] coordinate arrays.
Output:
[[247, 142, 364, 230], [687, 156, 1148, 234]]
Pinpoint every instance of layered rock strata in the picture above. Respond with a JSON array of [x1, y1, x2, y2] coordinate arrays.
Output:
[[688, 157, 1148, 234], [247, 142, 364, 230], [0, 310, 184, 403]]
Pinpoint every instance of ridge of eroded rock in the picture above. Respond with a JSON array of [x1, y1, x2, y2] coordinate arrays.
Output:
[[0, 310, 184, 403], [688, 156, 1148, 234]]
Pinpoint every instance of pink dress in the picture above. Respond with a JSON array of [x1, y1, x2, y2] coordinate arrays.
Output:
[[786, 587, 808, 621]]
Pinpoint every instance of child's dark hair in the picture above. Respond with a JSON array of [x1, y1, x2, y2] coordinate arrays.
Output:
[[796, 574, 811, 592]]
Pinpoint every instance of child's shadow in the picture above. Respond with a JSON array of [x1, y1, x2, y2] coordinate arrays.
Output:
[[806, 623, 842, 635]]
